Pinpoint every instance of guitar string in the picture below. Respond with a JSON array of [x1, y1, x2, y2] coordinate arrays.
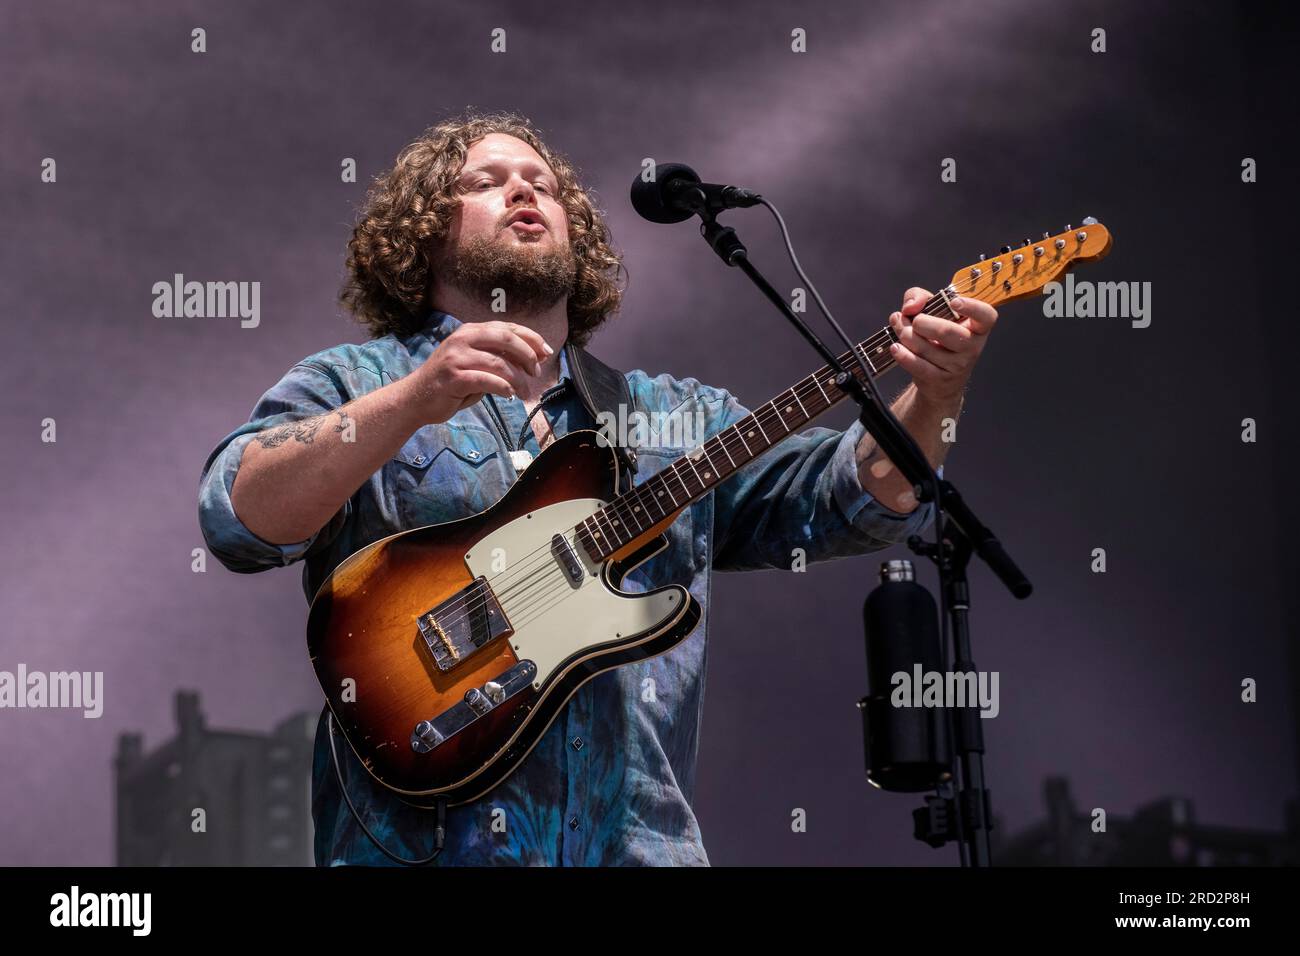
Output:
[[434, 247, 1082, 634], [421, 356, 884, 639], [421, 281, 1008, 634], [420, 284, 996, 635], [423, 329, 907, 633], [470, 358, 883, 630], [422, 285, 993, 635], [421, 308, 931, 630]]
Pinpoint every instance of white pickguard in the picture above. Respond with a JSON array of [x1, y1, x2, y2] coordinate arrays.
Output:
[[463, 498, 682, 689]]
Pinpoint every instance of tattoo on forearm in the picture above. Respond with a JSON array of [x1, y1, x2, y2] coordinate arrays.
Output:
[[256, 416, 325, 447], [255, 409, 350, 448]]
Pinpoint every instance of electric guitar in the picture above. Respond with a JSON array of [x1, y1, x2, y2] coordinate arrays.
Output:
[[307, 219, 1113, 805]]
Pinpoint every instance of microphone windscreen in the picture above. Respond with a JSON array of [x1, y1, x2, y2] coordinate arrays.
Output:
[[630, 162, 700, 224]]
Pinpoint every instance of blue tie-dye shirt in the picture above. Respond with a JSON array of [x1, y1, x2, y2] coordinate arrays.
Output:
[[197, 310, 937, 866]]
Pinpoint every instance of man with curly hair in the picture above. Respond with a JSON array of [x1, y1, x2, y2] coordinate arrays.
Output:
[[197, 110, 998, 866]]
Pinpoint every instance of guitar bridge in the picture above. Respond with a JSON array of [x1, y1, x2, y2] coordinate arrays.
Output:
[[417, 576, 512, 672], [423, 616, 458, 663]]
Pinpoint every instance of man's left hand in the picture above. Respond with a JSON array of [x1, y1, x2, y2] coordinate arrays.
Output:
[[887, 287, 998, 404]]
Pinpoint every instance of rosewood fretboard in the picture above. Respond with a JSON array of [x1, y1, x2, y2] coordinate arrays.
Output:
[[574, 288, 960, 560]]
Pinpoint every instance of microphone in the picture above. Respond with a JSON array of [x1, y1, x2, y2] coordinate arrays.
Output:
[[859, 559, 952, 792], [630, 162, 762, 224]]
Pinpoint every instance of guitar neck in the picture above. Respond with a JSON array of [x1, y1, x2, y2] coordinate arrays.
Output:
[[573, 216, 1116, 561], [575, 287, 961, 561]]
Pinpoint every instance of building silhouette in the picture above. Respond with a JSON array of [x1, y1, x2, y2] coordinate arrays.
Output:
[[993, 776, 1300, 866], [115, 690, 315, 866]]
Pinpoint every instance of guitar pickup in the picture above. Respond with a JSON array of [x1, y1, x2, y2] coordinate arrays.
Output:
[[552, 533, 585, 586]]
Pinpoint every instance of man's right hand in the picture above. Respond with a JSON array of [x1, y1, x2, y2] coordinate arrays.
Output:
[[404, 320, 553, 424], [226, 320, 553, 546]]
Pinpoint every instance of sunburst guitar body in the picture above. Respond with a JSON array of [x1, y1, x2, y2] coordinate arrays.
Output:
[[307, 430, 695, 805]]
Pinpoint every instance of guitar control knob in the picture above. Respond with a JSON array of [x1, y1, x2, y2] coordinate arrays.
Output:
[[411, 720, 445, 753], [465, 688, 492, 715], [484, 680, 506, 704]]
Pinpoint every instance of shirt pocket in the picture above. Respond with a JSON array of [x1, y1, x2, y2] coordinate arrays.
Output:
[[389, 423, 505, 528]]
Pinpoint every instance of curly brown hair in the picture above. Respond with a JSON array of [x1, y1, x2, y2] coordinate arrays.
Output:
[[339, 110, 625, 346]]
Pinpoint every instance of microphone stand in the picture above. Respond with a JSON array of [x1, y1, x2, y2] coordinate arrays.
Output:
[[692, 206, 1031, 867]]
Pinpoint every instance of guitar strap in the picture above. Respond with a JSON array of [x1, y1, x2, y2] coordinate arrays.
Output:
[[565, 341, 639, 494]]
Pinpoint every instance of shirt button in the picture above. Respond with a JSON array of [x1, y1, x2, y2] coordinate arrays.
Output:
[[571, 736, 584, 751], [569, 816, 581, 831], [467, 449, 481, 460], [412, 455, 426, 465]]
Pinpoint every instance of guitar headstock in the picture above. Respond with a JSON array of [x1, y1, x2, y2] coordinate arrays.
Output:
[[948, 218, 1113, 307]]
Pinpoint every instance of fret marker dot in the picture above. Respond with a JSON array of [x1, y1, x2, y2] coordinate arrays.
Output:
[[633, 505, 641, 512], [747, 430, 755, 438], [704, 472, 712, 479]]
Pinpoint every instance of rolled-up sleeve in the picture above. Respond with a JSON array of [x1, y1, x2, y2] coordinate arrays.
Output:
[[198, 362, 352, 574], [711, 391, 939, 573], [828, 417, 941, 542]]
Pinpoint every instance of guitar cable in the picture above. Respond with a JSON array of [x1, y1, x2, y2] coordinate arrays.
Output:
[[326, 711, 448, 866], [326, 382, 570, 866]]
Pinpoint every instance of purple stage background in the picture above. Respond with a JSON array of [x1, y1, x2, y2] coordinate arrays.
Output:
[[1, 0, 1294, 865]]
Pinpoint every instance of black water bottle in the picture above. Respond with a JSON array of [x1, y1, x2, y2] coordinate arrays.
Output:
[[859, 559, 952, 792]]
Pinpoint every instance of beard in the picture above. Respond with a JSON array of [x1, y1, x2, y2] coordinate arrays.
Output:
[[439, 230, 578, 316]]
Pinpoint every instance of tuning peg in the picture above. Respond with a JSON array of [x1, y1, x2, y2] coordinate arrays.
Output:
[[1064, 224, 1072, 231], [1081, 215, 1098, 226], [1042, 231, 1050, 240], [978, 253, 985, 261], [1022, 238, 1031, 247], [999, 245, 1011, 254]]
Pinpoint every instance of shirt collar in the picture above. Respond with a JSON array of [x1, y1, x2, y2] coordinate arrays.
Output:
[[423, 309, 571, 383], [423, 308, 460, 343]]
